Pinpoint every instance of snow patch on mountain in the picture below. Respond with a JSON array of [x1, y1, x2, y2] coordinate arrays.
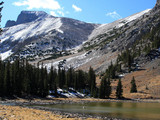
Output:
[[89, 9, 151, 40], [0, 50, 13, 60], [1, 17, 62, 43], [125, 9, 151, 22], [42, 52, 88, 70]]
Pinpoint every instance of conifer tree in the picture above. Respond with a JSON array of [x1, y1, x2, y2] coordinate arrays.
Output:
[[106, 78, 111, 98], [88, 67, 96, 97], [42, 67, 49, 97], [49, 66, 54, 90], [130, 76, 137, 93], [0, 59, 4, 96], [14, 60, 22, 96], [57, 67, 62, 88], [77, 70, 85, 90], [53, 69, 58, 95], [66, 67, 73, 89], [116, 79, 123, 99], [4, 62, 11, 96], [99, 77, 106, 99], [61, 68, 66, 88], [74, 73, 78, 90], [99, 77, 111, 99]]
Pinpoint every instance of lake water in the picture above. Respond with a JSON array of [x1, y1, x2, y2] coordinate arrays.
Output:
[[33, 102, 160, 120]]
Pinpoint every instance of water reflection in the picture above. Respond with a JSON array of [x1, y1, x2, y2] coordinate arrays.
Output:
[[116, 102, 123, 108], [33, 102, 160, 120]]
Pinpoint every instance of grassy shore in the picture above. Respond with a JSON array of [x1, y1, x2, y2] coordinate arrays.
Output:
[[0, 104, 70, 120], [0, 103, 97, 120]]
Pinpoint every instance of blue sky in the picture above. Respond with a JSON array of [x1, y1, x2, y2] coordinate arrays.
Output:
[[1, 0, 156, 27]]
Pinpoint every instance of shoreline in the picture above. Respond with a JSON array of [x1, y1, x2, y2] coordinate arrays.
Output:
[[1, 97, 160, 105], [0, 98, 160, 120]]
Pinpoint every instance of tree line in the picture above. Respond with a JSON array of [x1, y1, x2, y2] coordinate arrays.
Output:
[[0, 59, 98, 97], [0, 58, 137, 99]]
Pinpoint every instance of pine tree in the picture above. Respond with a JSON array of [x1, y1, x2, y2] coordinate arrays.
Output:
[[14, 60, 22, 96], [49, 66, 55, 90], [77, 70, 85, 90], [116, 79, 123, 99], [0, 59, 4, 96], [130, 76, 137, 93], [88, 67, 96, 97], [39, 64, 44, 97], [99, 77, 106, 99], [4, 62, 11, 96], [42, 67, 49, 97], [110, 61, 116, 79], [57, 67, 62, 88], [53, 69, 58, 95], [106, 78, 111, 98], [66, 67, 73, 89], [74, 73, 78, 90], [61, 68, 66, 88], [99, 77, 111, 99]]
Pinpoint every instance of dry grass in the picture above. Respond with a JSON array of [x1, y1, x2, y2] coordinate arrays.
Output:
[[96, 58, 160, 99], [0, 104, 98, 120]]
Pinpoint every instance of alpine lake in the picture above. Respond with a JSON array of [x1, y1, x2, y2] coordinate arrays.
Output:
[[30, 101, 160, 120]]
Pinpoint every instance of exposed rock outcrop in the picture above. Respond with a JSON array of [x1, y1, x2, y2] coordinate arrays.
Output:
[[5, 20, 16, 27]]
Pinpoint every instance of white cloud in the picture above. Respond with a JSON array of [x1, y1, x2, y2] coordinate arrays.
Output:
[[50, 11, 57, 16], [13, 0, 61, 10], [50, 10, 65, 17], [72, 4, 82, 12], [57, 11, 64, 16], [106, 11, 122, 19]]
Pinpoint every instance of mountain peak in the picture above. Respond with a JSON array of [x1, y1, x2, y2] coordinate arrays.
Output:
[[5, 11, 49, 27], [20, 11, 48, 17], [16, 11, 48, 25]]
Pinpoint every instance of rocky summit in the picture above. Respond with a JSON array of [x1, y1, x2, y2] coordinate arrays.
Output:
[[5, 11, 48, 27]]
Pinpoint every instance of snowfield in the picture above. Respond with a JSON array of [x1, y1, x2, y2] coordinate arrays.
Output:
[[1, 17, 62, 43], [0, 50, 13, 60]]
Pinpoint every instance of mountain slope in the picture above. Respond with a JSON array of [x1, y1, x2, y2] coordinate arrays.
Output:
[[47, 0, 160, 74], [73, 1, 160, 73], [88, 9, 151, 43], [0, 11, 97, 60], [38, 9, 152, 72]]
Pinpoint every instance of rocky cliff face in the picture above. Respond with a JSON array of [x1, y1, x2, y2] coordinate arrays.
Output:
[[5, 11, 49, 27], [16, 11, 48, 25], [5, 20, 16, 27]]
